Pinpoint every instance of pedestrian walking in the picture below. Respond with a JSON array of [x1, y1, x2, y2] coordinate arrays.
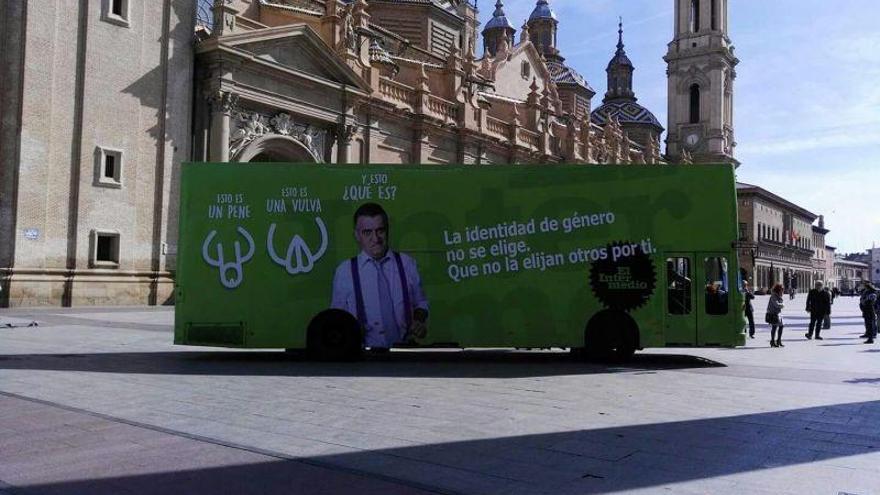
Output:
[[859, 282, 878, 344], [743, 280, 756, 338], [788, 286, 796, 300], [805, 280, 831, 340], [766, 283, 785, 347]]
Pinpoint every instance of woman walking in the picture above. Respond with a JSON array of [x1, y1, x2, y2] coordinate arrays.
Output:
[[766, 283, 785, 347]]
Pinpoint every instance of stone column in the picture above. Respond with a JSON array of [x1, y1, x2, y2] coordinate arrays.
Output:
[[335, 123, 355, 165], [208, 91, 237, 162]]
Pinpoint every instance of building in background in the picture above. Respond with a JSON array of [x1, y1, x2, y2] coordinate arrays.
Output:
[[870, 247, 880, 284], [736, 182, 817, 293], [811, 216, 829, 284], [834, 256, 869, 295], [1, 0, 736, 307], [825, 245, 837, 289]]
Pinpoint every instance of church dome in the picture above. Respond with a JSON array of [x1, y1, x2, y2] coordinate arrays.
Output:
[[546, 60, 594, 93], [484, 0, 515, 31], [607, 47, 633, 69], [528, 0, 558, 22], [591, 100, 663, 131]]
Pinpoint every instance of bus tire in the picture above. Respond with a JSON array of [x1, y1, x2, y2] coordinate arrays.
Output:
[[584, 310, 639, 362], [306, 309, 362, 361]]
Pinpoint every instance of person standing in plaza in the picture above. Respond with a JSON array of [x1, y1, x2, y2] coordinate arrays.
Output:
[[766, 283, 785, 347], [859, 282, 877, 344], [805, 280, 831, 340], [743, 280, 756, 338]]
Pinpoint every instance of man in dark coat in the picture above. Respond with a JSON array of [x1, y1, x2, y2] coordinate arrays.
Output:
[[860, 283, 878, 344], [743, 280, 756, 338], [805, 280, 832, 340]]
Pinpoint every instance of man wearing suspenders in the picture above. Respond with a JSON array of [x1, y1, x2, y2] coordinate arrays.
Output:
[[331, 203, 429, 349]]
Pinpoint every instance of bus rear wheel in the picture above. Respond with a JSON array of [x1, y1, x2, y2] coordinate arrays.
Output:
[[306, 309, 362, 361], [583, 310, 639, 362]]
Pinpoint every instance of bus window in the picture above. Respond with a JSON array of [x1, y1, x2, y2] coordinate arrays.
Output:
[[667, 257, 692, 315], [704, 257, 729, 315]]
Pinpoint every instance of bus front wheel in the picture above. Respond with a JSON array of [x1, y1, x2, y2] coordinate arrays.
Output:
[[584, 310, 639, 362], [306, 310, 362, 361]]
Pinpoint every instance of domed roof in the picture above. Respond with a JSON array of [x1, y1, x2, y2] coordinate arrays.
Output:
[[608, 49, 633, 70], [484, 0, 515, 31], [591, 100, 663, 131], [528, 0, 557, 22], [546, 60, 594, 93]]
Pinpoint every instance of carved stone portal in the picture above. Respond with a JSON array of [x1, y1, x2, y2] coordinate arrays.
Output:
[[230, 110, 326, 162]]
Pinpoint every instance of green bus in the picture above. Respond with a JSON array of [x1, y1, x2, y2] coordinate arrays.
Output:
[[175, 163, 745, 359]]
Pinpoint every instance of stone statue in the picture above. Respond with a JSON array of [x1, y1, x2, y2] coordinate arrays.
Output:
[[680, 149, 693, 164]]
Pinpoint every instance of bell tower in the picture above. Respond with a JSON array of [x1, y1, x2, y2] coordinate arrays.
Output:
[[664, 0, 738, 165]]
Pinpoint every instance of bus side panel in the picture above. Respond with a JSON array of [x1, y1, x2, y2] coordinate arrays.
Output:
[[174, 163, 743, 350]]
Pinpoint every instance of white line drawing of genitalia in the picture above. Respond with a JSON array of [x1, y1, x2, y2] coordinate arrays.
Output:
[[202, 226, 255, 289], [267, 217, 328, 275], [201, 218, 328, 289]]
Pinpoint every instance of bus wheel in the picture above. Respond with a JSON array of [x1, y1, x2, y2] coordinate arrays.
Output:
[[306, 309, 362, 361], [584, 310, 639, 362]]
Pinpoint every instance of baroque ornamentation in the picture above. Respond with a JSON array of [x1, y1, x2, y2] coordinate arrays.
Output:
[[336, 123, 357, 145], [208, 91, 238, 115], [602, 115, 626, 164], [230, 110, 325, 161], [337, 3, 357, 53]]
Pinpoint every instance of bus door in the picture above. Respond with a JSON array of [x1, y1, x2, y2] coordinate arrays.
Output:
[[664, 254, 696, 345], [697, 253, 732, 345]]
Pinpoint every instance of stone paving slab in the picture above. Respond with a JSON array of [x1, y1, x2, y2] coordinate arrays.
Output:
[[0, 394, 444, 495], [0, 294, 878, 494]]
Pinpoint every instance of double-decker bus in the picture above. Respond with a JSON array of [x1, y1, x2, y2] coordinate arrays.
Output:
[[175, 163, 745, 359]]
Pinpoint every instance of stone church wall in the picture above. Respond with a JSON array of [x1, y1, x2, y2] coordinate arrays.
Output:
[[2, 1, 193, 306]]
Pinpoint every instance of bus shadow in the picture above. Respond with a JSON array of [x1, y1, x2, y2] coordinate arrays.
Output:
[[0, 350, 724, 378]]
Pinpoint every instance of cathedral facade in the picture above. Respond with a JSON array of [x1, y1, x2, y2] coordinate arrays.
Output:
[[0, 0, 735, 306]]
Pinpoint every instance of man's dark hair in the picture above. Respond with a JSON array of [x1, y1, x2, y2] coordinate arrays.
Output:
[[353, 202, 388, 227]]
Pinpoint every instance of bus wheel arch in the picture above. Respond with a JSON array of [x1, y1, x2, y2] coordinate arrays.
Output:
[[306, 309, 362, 361], [584, 309, 640, 361]]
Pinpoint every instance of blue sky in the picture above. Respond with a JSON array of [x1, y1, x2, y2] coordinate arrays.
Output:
[[477, 0, 879, 253]]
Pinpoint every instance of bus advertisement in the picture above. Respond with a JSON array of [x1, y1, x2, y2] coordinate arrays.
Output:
[[175, 163, 745, 359]]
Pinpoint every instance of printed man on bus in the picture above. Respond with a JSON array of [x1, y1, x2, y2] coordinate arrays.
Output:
[[330, 202, 429, 349]]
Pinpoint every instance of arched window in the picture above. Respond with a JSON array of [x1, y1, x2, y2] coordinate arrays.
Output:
[[689, 0, 700, 32], [689, 84, 701, 123]]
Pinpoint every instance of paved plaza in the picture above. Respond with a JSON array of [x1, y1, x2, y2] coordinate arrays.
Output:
[[0, 295, 878, 494]]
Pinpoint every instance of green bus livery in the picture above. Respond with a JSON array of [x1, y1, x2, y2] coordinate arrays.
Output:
[[175, 163, 745, 359]]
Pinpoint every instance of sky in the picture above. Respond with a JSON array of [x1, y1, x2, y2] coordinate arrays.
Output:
[[476, 0, 880, 253]]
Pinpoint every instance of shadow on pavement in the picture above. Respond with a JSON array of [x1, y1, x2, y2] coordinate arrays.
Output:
[[5, 399, 879, 495], [845, 377, 880, 384], [0, 350, 724, 379]]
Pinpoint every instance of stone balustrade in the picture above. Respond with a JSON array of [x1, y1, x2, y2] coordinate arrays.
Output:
[[378, 77, 416, 111], [517, 128, 541, 150], [486, 116, 510, 139], [425, 94, 458, 124]]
